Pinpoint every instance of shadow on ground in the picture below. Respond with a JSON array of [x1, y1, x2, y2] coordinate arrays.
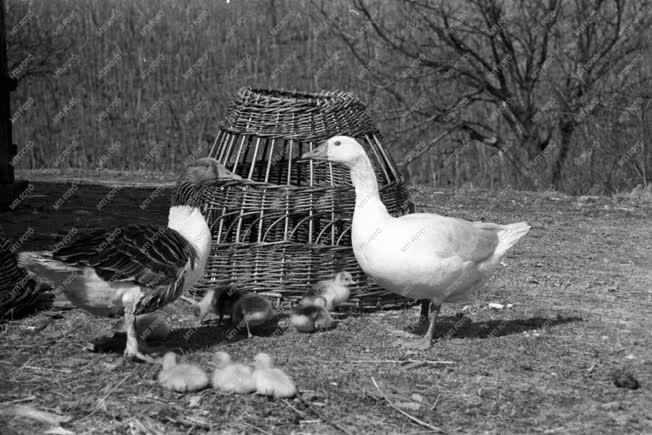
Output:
[[86, 320, 285, 357], [403, 314, 582, 339]]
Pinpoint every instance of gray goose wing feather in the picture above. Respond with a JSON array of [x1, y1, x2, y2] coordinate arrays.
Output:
[[0, 229, 53, 319], [53, 224, 197, 313]]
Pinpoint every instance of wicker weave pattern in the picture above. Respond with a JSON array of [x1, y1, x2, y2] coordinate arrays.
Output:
[[179, 88, 413, 309], [0, 229, 53, 320], [219, 88, 377, 141]]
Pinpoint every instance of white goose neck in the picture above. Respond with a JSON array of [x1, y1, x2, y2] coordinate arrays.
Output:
[[349, 156, 388, 215]]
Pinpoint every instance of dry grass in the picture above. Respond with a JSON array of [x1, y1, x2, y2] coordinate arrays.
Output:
[[0, 182, 650, 434]]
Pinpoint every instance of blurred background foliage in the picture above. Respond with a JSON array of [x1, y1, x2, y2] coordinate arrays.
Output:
[[6, 0, 651, 194]]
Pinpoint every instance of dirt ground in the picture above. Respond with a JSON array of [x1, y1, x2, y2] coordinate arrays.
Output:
[[0, 174, 650, 434]]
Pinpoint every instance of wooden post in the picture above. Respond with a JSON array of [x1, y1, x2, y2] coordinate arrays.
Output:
[[0, 0, 22, 210]]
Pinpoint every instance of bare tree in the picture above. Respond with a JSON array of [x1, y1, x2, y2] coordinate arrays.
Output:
[[6, 1, 74, 83], [327, 0, 651, 189]]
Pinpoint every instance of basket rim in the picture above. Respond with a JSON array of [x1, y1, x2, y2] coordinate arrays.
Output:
[[218, 86, 377, 140], [238, 86, 360, 106]]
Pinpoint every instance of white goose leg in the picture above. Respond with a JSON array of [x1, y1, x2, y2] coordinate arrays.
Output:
[[422, 304, 441, 345], [396, 303, 440, 351], [122, 290, 157, 363], [389, 301, 430, 340]]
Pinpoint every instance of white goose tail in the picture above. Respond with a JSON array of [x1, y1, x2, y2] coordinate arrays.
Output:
[[495, 222, 530, 258]]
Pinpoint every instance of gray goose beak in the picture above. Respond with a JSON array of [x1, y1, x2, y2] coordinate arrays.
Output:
[[216, 164, 243, 181]]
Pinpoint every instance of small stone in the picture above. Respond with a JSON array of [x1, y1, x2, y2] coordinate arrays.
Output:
[[611, 369, 640, 390], [488, 303, 504, 309], [410, 393, 424, 403]]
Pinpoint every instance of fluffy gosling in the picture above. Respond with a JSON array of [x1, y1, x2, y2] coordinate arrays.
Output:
[[252, 353, 296, 399], [157, 352, 209, 393], [212, 351, 256, 394]]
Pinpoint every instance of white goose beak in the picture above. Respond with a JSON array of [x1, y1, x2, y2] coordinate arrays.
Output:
[[301, 142, 328, 160]]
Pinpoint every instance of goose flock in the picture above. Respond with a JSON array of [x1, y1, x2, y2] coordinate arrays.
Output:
[[9, 136, 530, 397]]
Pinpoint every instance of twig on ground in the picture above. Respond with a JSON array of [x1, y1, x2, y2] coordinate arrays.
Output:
[[327, 359, 454, 365], [282, 399, 308, 418], [10, 357, 34, 376], [182, 416, 211, 428], [99, 404, 157, 433], [241, 421, 273, 435], [371, 377, 443, 433], [431, 394, 440, 411], [0, 404, 71, 426], [0, 395, 36, 405], [131, 418, 162, 435], [86, 371, 134, 419], [295, 397, 354, 435], [21, 365, 72, 373], [1, 341, 58, 348]]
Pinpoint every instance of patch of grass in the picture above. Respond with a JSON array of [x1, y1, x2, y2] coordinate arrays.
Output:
[[1, 186, 650, 433], [613, 184, 652, 206]]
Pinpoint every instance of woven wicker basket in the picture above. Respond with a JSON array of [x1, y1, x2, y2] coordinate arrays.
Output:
[[181, 88, 413, 309]]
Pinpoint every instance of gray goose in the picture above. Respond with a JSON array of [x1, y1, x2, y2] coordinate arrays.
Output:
[[19, 158, 240, 362], [0, 228, 53, 320]]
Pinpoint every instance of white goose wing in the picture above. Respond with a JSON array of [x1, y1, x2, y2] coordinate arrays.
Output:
[[396, 214, 500, 263]]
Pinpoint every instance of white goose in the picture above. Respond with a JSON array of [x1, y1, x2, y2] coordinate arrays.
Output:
[[19, 158, 240, 362], [302, 136, 530, 349]]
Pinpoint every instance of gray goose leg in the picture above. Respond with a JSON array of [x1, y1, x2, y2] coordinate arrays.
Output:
[[122, 290, 157, 363]]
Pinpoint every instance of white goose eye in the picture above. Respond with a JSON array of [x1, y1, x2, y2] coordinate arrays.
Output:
[[334, 141, 342, 146]]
